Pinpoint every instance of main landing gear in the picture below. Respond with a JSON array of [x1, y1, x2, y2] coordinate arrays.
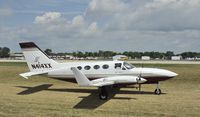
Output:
[[98, 83, 162, 100], [154, 82, 162, 95], [99, 86, 108, 100]]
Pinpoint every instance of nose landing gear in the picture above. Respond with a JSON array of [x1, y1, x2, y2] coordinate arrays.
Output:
[[154, 82, 162, 95]]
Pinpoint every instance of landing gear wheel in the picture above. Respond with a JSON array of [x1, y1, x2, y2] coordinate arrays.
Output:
[[99, 92, 108, 100], [99, 86, 108, 100], [154, 89, 161, 95]]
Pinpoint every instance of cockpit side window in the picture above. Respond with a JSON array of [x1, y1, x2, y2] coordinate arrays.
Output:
[[123, 62, 135, 69], [122, 67, 126, 70], [115, 63, 122, 69]]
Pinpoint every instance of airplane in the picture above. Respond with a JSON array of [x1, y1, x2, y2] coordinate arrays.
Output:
[[19, 42, 178, 100]]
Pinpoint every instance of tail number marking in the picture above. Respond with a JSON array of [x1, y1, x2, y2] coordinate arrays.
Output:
[[31, 63, 52, 69]]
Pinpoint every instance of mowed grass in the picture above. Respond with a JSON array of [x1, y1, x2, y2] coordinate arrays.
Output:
[[0, 62, 200, 117]]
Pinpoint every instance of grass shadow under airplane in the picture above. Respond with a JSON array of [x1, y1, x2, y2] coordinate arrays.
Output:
[[72, 88, 137, 109], [16, 84, 53, 95], [16, 84, 166, 109]]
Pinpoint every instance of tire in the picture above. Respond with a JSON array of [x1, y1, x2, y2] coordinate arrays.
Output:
[[154, 89, 161, 95], [99, 92, 108, 100]]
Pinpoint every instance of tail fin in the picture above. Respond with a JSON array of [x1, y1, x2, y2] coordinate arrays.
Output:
[[19, 42, 58, 72], [71, 67, 92, 86]]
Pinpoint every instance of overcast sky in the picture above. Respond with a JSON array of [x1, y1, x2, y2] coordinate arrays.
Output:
[[0, 0, 200, 53]]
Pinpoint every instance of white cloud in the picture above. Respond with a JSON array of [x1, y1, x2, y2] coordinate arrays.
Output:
[[84, 0, 130, 24], [34, 12, 62, 24], [86, 0, 128, 15], [72, 15, 85, 27], [88, 22, 98, 32], [103, 0, 200, 31], [1, 0, 200, 53]]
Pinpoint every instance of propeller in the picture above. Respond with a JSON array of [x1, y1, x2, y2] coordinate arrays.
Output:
[[136, 69, 142, 83], [136, 63, 143, 83], [136, 68, 142, 92]]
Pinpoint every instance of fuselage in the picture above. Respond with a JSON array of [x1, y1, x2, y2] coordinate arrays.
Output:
[[47, 61, 177, 84]]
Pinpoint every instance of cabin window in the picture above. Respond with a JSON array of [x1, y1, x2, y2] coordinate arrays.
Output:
[[102, 64, 109, 69], [123, 62, 135, 69], [94, 65, 100, 70], [77, 66, 82, 70], [84, 65, 91, 70], [115, 63, 122, 69]]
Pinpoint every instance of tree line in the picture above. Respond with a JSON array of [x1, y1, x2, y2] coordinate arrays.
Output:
[[1, 46, 200, 59], [44, 49, 200, 60], [0, 47, 10, 58]]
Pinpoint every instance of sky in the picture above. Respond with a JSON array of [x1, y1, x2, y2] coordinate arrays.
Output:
[[0, 0, 200, 53]]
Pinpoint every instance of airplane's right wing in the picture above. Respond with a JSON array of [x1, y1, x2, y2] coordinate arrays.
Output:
[[71, 67, 147, 87]]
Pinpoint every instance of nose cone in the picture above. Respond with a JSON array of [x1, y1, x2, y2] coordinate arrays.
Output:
[[156, 69, 178, 77], [167, 71, 178, 77], [140, 68, 178, 78]]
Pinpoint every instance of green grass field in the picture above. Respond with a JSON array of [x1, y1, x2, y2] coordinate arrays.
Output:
[[0, 62, 200, 117]]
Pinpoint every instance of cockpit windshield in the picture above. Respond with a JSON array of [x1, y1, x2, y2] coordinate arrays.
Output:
[[123, 62, 135, 69]]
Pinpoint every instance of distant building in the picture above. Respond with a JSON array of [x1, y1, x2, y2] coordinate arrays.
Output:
[[10, 53, 24, 60], [171, 56, 182, 60], [86, 57, 98, 60], [65, 55, 74, 60], [196, 57, 200, 60], [141, 56, 150, 60], [49, 55, 75, 60], [186, 57, 195, 61], [113, 55, 128, 60], [186, 57, 200, 61]]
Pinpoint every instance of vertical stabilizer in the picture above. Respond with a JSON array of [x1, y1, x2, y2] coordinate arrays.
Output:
[[19, 42, 57, 72]]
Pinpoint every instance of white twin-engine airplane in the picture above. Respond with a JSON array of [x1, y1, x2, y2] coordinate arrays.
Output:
[[19, 42, 178, 100]]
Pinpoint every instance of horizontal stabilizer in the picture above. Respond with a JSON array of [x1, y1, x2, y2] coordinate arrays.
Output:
[[19, 71, 48, 79]]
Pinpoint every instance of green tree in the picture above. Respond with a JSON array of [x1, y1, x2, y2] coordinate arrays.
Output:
[[77, 51, 84, 57], [98, 50, 104, 57], [93, 52, 98, 57], [44, 49, 52, 55], [165, 51, 174, 60], [0, 47, 2, 57], [0, 47, 10, 58], [103, 51, 114, 58], [181, 52, 197, 59], [72, 52, 77, 57]]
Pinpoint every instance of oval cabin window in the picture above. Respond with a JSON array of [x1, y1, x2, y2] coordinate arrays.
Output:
[[77, 66, 82, 70], [84, 65, 91, 70], [102, 64, 109, 69], [94, 65, 100, 70]]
